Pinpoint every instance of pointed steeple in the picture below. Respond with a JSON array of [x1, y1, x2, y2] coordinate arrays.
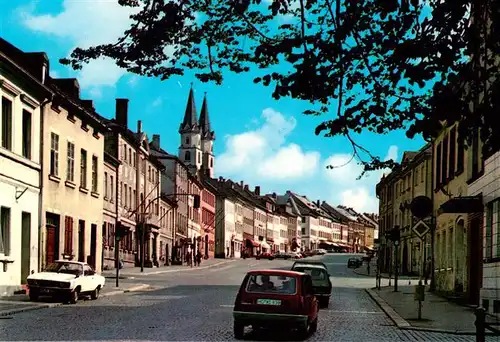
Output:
[[199, 92, 215, 140], [179, 84, 200, 133]]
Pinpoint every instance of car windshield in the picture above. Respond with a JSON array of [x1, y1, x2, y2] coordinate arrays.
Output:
[[294, 268, 328, 282], [44, 262, 83, 276], [246, 274, 297, 295]]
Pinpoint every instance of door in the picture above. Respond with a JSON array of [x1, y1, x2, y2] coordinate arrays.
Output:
[[45, 213, 60, 267], [78, 220, 85, 262], [90, 224, 97, 269], [83, 264, 96, 292], [46, 226, 57, 265], [205, 235, 209, 257], [468, 215, 483, 305], [20, 212, 31, 284]]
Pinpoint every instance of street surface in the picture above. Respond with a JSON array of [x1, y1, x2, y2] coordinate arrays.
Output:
[[0, 254, 487, 341]]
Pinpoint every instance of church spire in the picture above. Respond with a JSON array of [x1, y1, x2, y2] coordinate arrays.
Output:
[[199, 92, 215, 140], [179, 84, 199, 133]]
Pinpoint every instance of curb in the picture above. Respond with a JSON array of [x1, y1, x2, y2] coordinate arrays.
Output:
[[0, 283, 150, 317], [106, 259, 235, 277], [354, 268, 419, 281], [365, 288, 484, 336]]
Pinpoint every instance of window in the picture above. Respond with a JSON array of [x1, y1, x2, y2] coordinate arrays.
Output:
[[124, 185, 128, 208], [486, 203, 493, 258], [457, 130, 465, 174], [104, 172, 108, 198], [128, 148, 132, 164], [129, 186, 132, 209], [66, 142, 75, 182], [441, 134, 448, 183], [210, 158, 213, 168], [435, 142, 442, 188], [185, 137, 189, 144], [0, 207, 10, 255], [64, 216, 74, 255], [245, 274, 297, 294], [80, 149, 87, 188], [22, 110, 32, 158], [92, 156, 98, 192], [449, 127, 457, 176], [50, 133, 59, 176], [1, 97, 12, 150], [110, 175, 114, 202], [123, 145, 127, 163], [185, 151, 191, 161]]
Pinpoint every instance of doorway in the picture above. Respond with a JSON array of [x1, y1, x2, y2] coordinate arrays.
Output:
[[20, 212, 31, 284], [204, 235, 209, 258], [90, 224, 97, 269], [78, 220, 85, 262], [468, 215, 483, 305], [402, 243, 409, 275], [45, 212, 60, 266]]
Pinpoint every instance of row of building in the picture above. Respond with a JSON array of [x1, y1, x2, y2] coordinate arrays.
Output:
[[0, 38, 378, 296], [377, 124, 500, 315]]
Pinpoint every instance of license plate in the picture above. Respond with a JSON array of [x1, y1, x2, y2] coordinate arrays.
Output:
[[256, 299, 281, 305], [40, 288, 51, 293]]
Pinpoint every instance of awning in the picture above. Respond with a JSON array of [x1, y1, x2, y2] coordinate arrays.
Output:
[[246, 238, 259, 247], [261, 242, 271, 249], [267, 237, 274, 243], [439, 196, 483, 215]]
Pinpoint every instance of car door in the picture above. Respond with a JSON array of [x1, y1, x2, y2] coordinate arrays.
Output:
[[82, 264, 96, 292]]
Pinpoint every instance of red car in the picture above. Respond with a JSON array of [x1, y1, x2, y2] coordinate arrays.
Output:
[[255, 252, 274, 260], [233, 269, 319, 340]]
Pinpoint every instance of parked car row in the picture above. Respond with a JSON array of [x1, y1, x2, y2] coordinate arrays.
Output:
[[254, 249, 331, 261], [232, 260, 333, 340]]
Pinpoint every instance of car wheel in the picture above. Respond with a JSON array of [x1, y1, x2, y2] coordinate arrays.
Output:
[[91, 286, 100, 300], [69, 288, 79, 304], [321, 298, 329, 308], [29, 292, 39, 302], [233, 321, 245, 339], [297, 321, 310, 340], [310, 317, 318, 334]]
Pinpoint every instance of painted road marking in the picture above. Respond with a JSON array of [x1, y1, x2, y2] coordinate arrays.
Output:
[[330, 310, 383, 314]]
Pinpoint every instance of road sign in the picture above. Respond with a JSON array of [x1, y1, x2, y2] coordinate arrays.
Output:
[[412, 220, 430, 238]]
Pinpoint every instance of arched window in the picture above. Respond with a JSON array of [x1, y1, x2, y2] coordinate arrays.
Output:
[[210, 158, 213, 168], [185, 137, 190, 144], [185, 151, 191, 161]]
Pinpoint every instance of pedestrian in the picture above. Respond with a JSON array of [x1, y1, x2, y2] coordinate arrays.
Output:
[[196, 250, 202, 266], [367, 261, 370, 275], [424, 257, 431, 285]]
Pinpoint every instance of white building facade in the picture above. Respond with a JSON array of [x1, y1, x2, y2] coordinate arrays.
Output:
[[0, 49, 48, 295], [469, 151, 500, 316]]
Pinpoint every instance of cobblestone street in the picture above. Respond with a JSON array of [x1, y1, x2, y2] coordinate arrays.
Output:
[[0, 254, 491, 341]]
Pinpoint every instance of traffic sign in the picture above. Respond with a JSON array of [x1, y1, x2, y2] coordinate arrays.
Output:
[[412, 220, 430, 238], [410, 196, 432, 219]]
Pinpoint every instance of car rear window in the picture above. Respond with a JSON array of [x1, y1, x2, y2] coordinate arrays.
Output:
[[246, 274, 297, 294], [294, 268, 327, 281]]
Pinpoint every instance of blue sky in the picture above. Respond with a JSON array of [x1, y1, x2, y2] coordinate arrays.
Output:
[[0, 0, 425, 213]]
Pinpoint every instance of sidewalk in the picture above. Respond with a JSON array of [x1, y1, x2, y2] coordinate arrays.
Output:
[[0, 283, 150, 317], [367, 285, 486, 335], [102, 257, 235, 278], [353, 259, 420, 281]]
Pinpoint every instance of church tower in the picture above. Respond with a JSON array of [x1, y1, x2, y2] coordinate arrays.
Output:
[[199, 93, 216, 178], [179, 86, 203, 173]]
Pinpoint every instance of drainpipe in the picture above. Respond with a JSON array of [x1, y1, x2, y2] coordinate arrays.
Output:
[[38, 94, 53, 272]]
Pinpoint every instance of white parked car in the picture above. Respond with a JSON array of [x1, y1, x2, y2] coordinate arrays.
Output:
[[27, 260, 105, 304]]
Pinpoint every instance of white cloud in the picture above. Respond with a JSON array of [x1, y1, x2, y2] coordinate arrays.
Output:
[[216, 108, 319, 181], [323, 145, 399, 213], [151, 96, 163, 108], [21, 0, 140, 90]]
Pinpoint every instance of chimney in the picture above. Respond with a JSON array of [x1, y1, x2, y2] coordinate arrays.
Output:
[[244, 184, 249, 191], [272, 192, 277, 199], [137, 120, 142, 133], [240, 181, 244, 187], [52, 78, 80, 99], [254, 186, 261, 196], [115, 98, 129, 128], [218, 176, 224, 182], [152, 134, 160, 149], [316, 200, 321, 207], [81, 100, 94, 110]]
